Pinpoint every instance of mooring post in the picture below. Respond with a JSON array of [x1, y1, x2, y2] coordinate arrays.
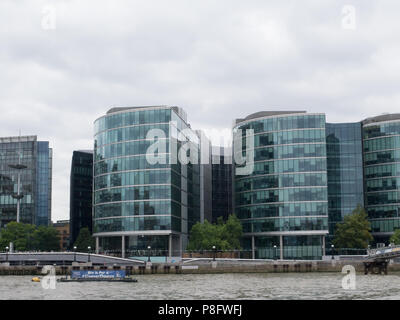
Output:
[[364, 263, 369, 275], [384, 262, 388, 275]]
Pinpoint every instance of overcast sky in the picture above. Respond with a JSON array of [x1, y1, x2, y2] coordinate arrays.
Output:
[[1, 0, 400, 222]]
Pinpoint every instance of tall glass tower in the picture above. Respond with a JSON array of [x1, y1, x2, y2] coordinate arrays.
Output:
[[233, 111, 328, 260], [325, 123, 364, 244], [93, 106, 200, 258], [211, 146, 233, 223], [70, 150, 93, 246], [0, 136, 52, 228]]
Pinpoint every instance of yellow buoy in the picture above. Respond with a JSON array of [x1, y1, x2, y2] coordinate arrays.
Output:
[[32, 277, 40, 282]]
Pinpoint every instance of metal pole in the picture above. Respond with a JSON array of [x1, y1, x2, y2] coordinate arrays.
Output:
[[212, 246, 216, 261], [16, 171, 20, 223], [9, 151, 26, 224], [16, 150, 22, 223]]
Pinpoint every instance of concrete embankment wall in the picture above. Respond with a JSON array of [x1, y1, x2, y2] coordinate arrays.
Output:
[[1, 260, 400, 275], [175, 261, 389, 274]]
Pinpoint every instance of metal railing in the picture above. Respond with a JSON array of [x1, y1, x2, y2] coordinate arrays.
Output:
[[367, 244, 400, 257]]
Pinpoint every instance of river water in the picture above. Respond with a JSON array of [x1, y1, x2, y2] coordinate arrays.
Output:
[[0, 273, 399, 300]]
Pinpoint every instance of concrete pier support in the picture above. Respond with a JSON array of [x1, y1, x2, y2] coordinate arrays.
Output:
[[121, 236, 125, 258], [280, 235, 283, 260]]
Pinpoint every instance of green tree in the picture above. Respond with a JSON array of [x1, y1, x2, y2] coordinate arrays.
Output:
[[33, 226, 60, 251], [0, 222, 36, 251], [390, 229, 400, 245], [74, 227, 95, 252], [221, 214, 243, 249], [333, 205, 373, 249], [187, 214, 243, 251], [0, 222, 60, 251]]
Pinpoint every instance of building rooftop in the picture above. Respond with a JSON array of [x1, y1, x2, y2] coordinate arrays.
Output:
[[106, 106, 173, 114], [53, 220, 69, 226], [0, 135, 37, 143], [105, 105, 188, 124], [235, 111, 306, 125], [362, 113, 400, 125]]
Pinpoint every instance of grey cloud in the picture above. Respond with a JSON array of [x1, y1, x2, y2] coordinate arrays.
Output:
[[1, 0, 400, 220]]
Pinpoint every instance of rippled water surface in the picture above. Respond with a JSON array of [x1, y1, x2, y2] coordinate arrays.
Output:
[[0, 273, 400, 300]]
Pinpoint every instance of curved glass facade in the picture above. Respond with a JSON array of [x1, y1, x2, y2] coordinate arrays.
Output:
[[93, 106, 200, 257], [326, 123, 364, 243], [233, 112, 328, 260], [363, 118, 400, 243]]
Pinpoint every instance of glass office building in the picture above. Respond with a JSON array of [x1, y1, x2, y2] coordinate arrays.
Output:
[[196, 130, 213, 224], [35, 141, 52, 226], [70, 150, 93, 246], [93, 106, 200, 258], [233, 112, 329, 260], [362, 114, 400, 244], [326, 123, 364, 243], [0, 136, 52, 228], [211, 146, 233, 223], [92, 108, 400, 258]]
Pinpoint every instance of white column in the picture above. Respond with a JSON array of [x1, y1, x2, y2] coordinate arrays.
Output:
[[251, 236, 255, 259], [121, 236, 125, 258], [95, 237, 99, 254], [322, 235, 326, 256], [179, 234, 182, 257], [280, 235, 283, 260], [169, 234, 172, 257]]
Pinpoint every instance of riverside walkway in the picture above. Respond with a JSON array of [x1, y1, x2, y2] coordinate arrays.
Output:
[[0, 252, 145, 266]]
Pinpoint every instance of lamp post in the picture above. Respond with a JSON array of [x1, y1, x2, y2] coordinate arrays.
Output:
[[147, 246, 151, 262], [212, 245, 216, 261], [88, 246, 91, 263], [273, 245, 277, 260], [331, 244, 334, 260], [5, 246, 9, 262], [73, 246, 77, 262]]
